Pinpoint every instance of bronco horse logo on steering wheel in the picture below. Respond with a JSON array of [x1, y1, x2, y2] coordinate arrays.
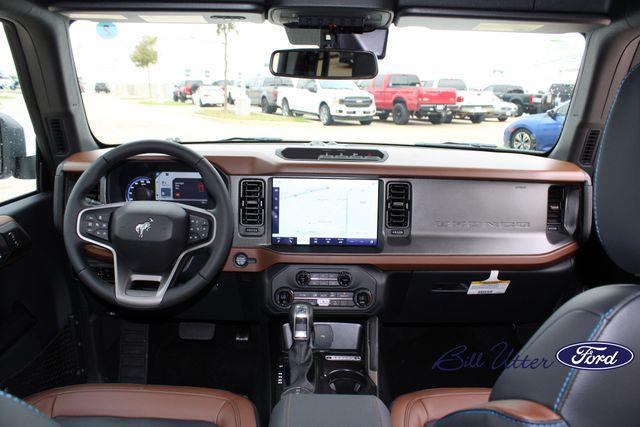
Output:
[[135, 217, 154, 238]]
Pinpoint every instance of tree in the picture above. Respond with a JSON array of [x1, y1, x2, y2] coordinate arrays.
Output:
[[130, 36, 158, 98], [216, 23, 236, 111]]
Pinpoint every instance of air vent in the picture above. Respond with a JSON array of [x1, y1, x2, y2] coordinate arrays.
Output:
[[547, 186, 565, 233], [580, 129, 600, 165], [239, 180, 265, 234], [47, 118, 68, 155], [386, 182, 411, 231]]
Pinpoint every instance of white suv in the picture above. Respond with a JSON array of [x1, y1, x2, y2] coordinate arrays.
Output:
[[277, 79, 376, 125]]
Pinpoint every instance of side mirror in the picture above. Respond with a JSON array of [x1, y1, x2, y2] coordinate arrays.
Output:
[[547, 109, 557, 119], [0, 113, 35, 180], [269, 48, 378, 80], [308, 86, 317, 93]]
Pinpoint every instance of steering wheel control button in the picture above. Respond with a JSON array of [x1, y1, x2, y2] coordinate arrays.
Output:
[[82, 211, 111, 241], [188, 215, 210, 244]]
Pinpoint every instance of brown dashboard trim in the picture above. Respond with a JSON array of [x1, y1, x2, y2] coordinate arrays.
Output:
[[0, 215, 14, 226], [84, 242, 578, 271], [61, 144, 590, 183], [222, 244, 579, 271]]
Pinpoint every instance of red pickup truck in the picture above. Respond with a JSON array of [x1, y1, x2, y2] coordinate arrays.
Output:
[[359, 74, 459, 125]]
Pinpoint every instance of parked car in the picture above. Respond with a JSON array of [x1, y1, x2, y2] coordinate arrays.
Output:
[[542, 83, 574, 109], [424, 79, 494, 123], [486, 94, 518, 121], [191, 85, 225, 107], [277, 79, 376, 125], [503, 101, 569, 151], [172, 80, 202, 102], [484, 84, 544, 116], [222, 80, 249, 104], [246, 76, 294, 113], [94, 82, 110, 93], [359, 73, 458, 125]]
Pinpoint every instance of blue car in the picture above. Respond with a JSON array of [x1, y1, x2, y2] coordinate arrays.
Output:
[[503, 101, 569, 151]]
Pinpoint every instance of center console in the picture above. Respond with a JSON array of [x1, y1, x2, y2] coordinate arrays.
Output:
[[270, 302, 388, 426]]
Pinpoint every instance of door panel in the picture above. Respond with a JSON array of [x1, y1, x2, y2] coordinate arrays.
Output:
[[0, 193, 74, 383]]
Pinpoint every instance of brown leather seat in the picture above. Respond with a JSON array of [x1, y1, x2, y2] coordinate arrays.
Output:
[[25, 383, 257, 427], [391, 387, 491, 427]]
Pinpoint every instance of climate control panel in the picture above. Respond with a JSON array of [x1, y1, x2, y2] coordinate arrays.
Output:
[[266, 265, 384, 314]]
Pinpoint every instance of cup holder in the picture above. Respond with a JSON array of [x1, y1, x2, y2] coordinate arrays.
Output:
[[325, 369, 375, 395]]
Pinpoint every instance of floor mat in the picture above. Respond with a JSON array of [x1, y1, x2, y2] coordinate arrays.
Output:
[[381, 323, 535, 401], [148, 322, 268, 423]]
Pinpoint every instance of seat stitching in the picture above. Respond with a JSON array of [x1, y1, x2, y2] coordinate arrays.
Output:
[[28, 388, 238, 419], [401, 391, 490, 426], [0, 390, 49, 419], [555, 291, 640, 412], [215, 399, 226, 426], [437, 409, 565, 426], [593, 61, 640, 252]]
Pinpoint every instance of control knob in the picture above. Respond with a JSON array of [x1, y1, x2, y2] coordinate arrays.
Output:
[[295, 271, 311, 286], [275, 288, 294, 308], [354, 289, 373, 308], [337, 271, 352, 286]]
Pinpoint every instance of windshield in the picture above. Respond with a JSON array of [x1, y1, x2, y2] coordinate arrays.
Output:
[[70, 21, 585, 152]]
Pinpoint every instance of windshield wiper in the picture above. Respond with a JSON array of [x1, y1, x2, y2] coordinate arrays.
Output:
[[215, 137, 284, 142]]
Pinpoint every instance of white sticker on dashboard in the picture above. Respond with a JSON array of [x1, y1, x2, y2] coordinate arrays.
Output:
[[467, 270, 510, 295]]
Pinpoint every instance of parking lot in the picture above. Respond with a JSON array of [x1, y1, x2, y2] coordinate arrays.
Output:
[[82, 94, 514, 147]]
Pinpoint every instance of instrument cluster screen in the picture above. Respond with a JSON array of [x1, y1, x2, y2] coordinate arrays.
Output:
[[271, 178, 379, 246], [155, 172, 207, 203]]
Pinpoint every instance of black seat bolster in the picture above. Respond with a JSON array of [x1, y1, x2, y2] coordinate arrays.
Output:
[[435, 284, 640, 427], [594, 62, 640, 275], [0, 390, 58, 427], [433, 399, 567, 427], [269, 394, 391, 427]]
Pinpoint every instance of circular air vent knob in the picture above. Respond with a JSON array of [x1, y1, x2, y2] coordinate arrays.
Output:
[[337, 271, 352, 286], [295, 271, 310, 286], [354, 289, 373, 308], [275, 288, 294, 308]]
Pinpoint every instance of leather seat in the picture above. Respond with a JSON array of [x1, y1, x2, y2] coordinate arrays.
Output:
[[1, 384, 257, 427], [392, 61, 640, 427], [391, 388, 491, 426]]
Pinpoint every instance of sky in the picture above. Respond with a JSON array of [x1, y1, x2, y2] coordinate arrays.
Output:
[[66, 21, 586, 93]]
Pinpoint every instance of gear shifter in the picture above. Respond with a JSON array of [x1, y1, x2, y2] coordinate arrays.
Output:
[[283, 302, 315, 395]]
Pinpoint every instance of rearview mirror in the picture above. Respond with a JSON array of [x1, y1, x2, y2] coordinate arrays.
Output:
[[0, 113, 35, 180], [269, 49, 378, 80]]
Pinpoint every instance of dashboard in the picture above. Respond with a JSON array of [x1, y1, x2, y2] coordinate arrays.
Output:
[[54, 142, 591, 317], [59, 142, 590, 271]]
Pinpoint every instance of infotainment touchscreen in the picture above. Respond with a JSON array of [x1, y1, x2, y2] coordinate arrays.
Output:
[[271, 178, 379, 246], [155, 172, 207, 203]]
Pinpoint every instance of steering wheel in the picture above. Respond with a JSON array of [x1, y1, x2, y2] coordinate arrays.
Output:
[[63, 140, 233, 310]]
